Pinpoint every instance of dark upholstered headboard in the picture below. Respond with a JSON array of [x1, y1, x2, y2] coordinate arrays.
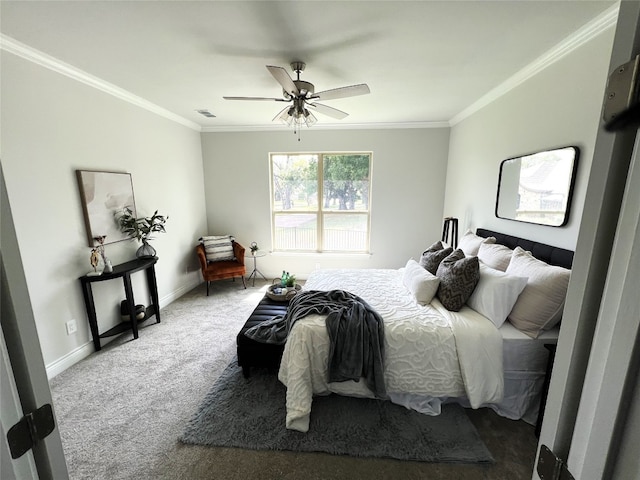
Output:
[[476, 228, 574, 270]]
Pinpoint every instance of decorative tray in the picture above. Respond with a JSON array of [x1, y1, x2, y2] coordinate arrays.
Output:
[[266, 282, 302, 302]]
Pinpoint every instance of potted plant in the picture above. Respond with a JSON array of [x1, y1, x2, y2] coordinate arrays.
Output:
[[117, 206, 168, 258], [285, 272, 296, 289], [250, 242, 259, 255]]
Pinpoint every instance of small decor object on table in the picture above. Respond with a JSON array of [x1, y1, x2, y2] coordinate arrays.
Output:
[[88, 247, 101, 276], [282, 271, 296, 288], [267, 272, 301, 301], [250, 242, 259, 255], [94, 235, 113, 273], [116, 206, 168, 258], [120, 300, 146, 322]]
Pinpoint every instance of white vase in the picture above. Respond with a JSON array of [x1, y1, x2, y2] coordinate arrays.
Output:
[[103, 259, 113, 273]]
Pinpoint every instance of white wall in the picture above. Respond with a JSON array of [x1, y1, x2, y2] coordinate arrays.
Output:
[[200, 128, 450, 278], [444, 26, 616, 250], [1, 52, 208, 373]]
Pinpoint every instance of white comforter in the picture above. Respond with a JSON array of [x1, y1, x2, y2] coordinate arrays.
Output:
[[278, 268, 504, 432]]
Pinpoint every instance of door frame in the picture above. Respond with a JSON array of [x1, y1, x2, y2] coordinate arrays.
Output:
[[534, 3, 640, 478]]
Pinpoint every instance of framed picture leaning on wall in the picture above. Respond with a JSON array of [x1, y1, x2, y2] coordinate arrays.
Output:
[[76, 170, 136, 247]]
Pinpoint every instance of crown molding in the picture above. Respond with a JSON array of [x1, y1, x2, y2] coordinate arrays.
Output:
[[0, 35, 445, 133], [0, 34, 202, 132], [449, 3, 619, 126], [201, 121, 449, 133]]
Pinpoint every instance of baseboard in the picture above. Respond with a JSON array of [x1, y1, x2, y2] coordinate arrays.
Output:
[[46, 277, 202, 379], [159, 277, 201, 306], [46, 341, 94, 379]]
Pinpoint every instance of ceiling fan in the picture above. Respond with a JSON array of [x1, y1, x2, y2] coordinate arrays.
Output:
[[223, 62, 370, 133]]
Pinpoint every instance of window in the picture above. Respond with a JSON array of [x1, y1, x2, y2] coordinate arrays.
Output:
[[270, 152, 372, 253]]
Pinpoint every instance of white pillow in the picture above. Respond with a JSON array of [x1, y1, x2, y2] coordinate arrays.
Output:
[[506, 247, 571, 338], [200, 235, 235, 262], [467, 264, 528, 328], [402, 259, 440, 305], [478, 243, 513, 271], [458, 230, 496, 256]]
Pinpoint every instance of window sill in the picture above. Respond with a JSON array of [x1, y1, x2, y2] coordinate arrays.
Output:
[[270, 251, 372, 258]]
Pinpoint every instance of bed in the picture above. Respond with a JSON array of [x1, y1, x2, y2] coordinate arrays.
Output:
[[276, 228, 573, 432]]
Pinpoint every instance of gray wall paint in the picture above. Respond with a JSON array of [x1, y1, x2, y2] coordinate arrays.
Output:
[[444, 27, 616, 250], [200, 128, 450, 279], [1, 52, 208, 370]]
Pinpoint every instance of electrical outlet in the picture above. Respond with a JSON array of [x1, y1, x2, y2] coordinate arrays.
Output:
[[315, 263, 321, 270], [65, 319, 77, 335]]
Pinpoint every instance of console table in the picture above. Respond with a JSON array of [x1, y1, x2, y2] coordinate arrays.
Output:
[[79, 257, 161, 351]]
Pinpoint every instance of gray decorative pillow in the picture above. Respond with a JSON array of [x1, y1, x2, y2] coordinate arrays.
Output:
[[426, 240, 443, 250], [436, 249, 480, 311], [419, 241, 454, 275]]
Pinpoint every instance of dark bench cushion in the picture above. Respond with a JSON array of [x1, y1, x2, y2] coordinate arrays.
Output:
[[237, 296, 289, 377]]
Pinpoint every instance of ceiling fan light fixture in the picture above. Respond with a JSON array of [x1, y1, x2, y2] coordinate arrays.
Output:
[[284, 112, 300, 127], [283, 107, 317, 140], [224, 62, 370, 139], [304, 110, 317, 126]]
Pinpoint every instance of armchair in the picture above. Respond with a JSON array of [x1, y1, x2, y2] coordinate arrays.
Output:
[[196, 241, 247, 295]]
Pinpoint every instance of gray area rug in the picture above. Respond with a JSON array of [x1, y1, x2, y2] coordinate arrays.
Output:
[[180, 361, 494, 464]]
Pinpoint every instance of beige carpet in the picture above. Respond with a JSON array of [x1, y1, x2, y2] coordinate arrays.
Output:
[[50, 279, 539, 480]]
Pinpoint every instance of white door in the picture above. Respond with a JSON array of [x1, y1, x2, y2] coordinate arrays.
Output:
[[0, 164, 69, 479], [534, 3, 640, 479]]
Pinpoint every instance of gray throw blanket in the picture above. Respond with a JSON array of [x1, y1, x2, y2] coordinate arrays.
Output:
[[244, 289, 387, 399]]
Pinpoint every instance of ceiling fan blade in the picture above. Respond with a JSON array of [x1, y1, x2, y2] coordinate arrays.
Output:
[[307, 102, 349, 120], [311, 83, 370, 101], [223, 96, 288, 102], [266, 65, 299, 97]]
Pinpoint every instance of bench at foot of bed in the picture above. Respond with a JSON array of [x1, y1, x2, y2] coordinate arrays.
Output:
[[236, 296, 289, 378]]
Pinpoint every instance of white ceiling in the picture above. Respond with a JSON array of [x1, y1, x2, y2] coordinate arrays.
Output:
[[1, 1, 616, 131]]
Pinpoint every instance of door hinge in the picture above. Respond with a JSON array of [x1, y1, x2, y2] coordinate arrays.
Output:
[[603, 55, 640, 132], [537, 444, 575, 480], [6, 403, 55, 459]]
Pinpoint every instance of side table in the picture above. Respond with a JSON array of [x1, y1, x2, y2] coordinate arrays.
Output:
[[245, 251, 267, 287], [79, 257, 161, 351]]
